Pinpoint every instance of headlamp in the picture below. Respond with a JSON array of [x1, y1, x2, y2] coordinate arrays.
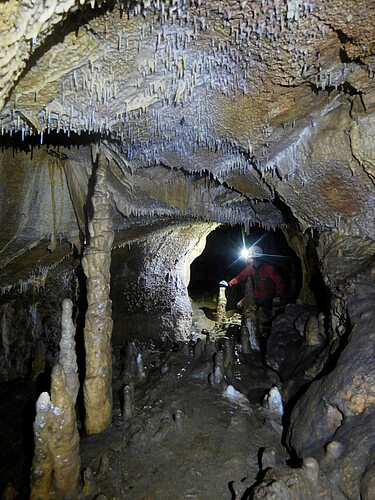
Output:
[[240, 245, 263, 259], [240, 248, 249, 259]]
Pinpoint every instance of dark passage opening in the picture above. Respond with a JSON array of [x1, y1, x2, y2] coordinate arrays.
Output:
[[188, 224, 302, 312]]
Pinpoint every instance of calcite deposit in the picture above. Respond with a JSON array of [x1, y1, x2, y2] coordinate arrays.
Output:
[[30, 392, 53, 500], [82, 147, 114, 434], [30, 300, 80, 499], [215, 285, 227, 322], [59, 298, 79, 402]]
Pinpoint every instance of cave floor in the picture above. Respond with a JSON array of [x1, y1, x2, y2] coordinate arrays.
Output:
[[80, 344, 288, 499], [0, 322, 289, 499]]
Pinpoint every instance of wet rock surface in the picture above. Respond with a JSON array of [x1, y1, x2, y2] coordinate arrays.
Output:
[[80, 338, 290, 499], [0, 318, 292, 498], [0, 287, 373, 499], [287, 236, 375, 499], [252, 457, 345, 500], [265, 303, 329, 402]]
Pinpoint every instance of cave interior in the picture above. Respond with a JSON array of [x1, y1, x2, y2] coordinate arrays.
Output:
[[1, 0, 375, 498]]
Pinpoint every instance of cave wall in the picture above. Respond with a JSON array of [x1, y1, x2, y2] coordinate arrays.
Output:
[[111, 221, 216, 343], [287, 232, 375, 498], [0, 147, 82, 278], [0, 255, 80, 382]]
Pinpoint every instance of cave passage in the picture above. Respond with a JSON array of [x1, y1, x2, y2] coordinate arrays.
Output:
[[2, 0, 375, 497], [188, 224, 302, 313]]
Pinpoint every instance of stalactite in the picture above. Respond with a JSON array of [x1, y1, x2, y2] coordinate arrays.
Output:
[[82, 146, 114, 434]]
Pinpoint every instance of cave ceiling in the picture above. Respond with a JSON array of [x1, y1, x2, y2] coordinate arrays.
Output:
[[1, 0, 375, 289]]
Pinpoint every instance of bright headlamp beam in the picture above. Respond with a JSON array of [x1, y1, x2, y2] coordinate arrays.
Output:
[[241, 248, 249, 259]]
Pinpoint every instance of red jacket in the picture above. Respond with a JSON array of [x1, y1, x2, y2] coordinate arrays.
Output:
[[229, 263, 284, 301]]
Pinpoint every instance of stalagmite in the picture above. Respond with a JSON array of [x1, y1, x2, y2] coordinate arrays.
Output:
[[173, 409, 183, 431], [82, 468, 95, 498], [136, 353, 146, 381], [260, 447, 276, 470], [241, 328, 251, 354], [204, 333, 216, 356], [304, 314, 323, 346], [323, 441, 344, 462], [180, 341, 191, 357], [194, 338, 204, 358], [215, 285, 227, 322], [30, 393, 53, 500], [263, 386, 284, 417], [223, 337, 235, 367], [48, 364, 81, 499], [30, 299, 80, 500], [124, 342, 138, 383], [210, 350, 225, 386], [123, 385, 134, 420], [59, 298, 79, 402], [82, 147, 114, 434]]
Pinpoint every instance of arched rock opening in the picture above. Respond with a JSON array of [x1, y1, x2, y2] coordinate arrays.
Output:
[[188, 223, 303, 313]]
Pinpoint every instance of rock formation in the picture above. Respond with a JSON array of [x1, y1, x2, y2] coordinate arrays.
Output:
[[30, 392, 53, 500], [30, 299, 80, 499], [215, 285, 227, 323], [82, 146, 114, 434], [59, 298, 79, 402]]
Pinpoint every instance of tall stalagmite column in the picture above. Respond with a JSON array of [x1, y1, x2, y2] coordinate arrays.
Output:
[[82, 147, 114, 434]]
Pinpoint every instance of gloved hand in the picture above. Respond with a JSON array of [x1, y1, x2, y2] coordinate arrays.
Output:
[[219, 280, 229, 287]]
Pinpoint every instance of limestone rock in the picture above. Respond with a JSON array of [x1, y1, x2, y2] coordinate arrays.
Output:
[[30, 392, 53, 500], [252, 458, 345, 499], [59, 298, 79, 403], [30, 366, 81, 499], [30, 300, 81, 499], [287, 239, 375, 498], [83, 149, 114, 435], [215, 286, 227, 323]]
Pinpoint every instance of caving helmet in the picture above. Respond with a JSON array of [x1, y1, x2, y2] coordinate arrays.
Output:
[[248, 245, 263, 258]]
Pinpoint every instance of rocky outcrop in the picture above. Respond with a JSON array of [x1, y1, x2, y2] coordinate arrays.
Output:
[[287, 234, 375, 498], [252, 457, 345, 499]]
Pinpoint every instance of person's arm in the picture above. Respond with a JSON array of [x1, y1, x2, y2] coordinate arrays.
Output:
[[229, 265, 252, 286]]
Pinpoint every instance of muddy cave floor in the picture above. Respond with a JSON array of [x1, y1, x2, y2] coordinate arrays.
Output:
[[1, 300, 315, 499], [82, 340, 287, 499]]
